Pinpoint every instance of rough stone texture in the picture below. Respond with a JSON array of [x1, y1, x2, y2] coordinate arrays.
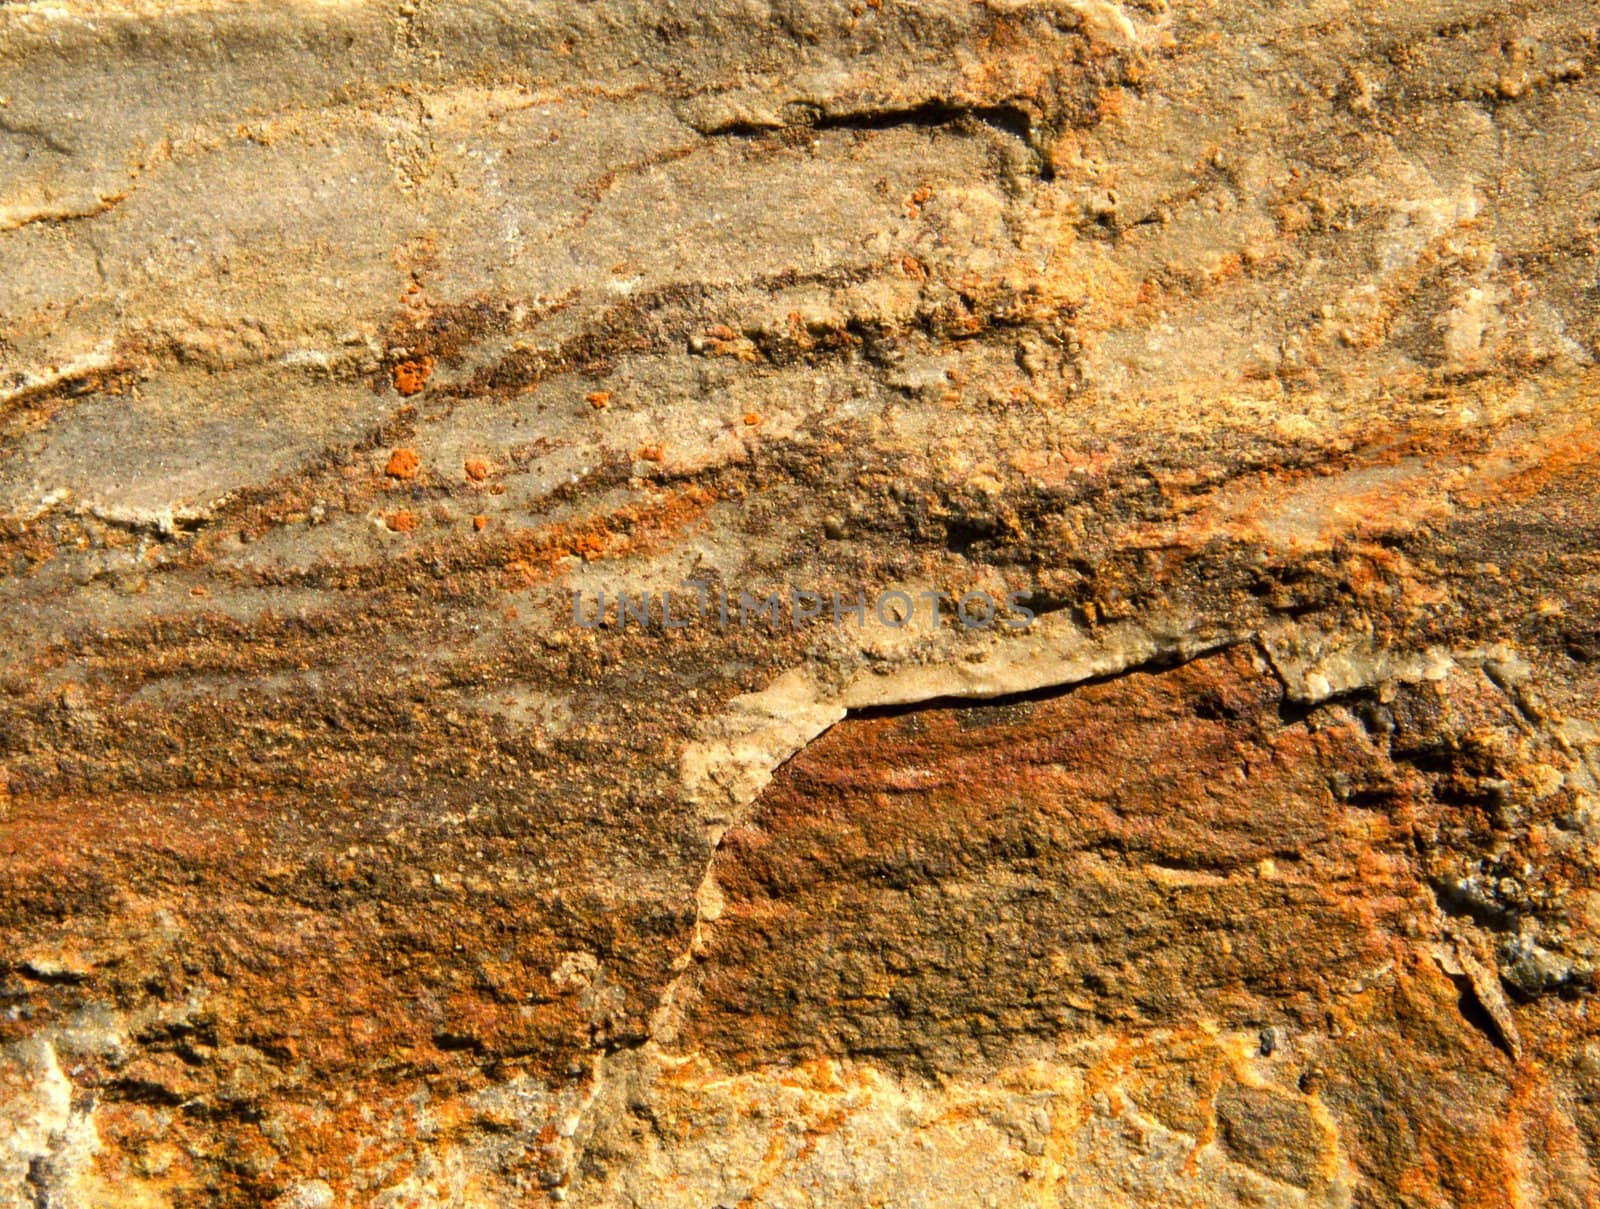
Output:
[[2, 0, 1599, 1205]]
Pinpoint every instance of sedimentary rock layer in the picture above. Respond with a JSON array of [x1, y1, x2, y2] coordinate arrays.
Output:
[[2, 0, 1598, 1204]]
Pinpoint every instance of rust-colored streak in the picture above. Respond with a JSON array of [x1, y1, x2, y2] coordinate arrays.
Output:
[[504, 485, 718, 586]]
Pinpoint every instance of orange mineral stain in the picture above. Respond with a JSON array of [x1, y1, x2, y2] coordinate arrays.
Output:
[[572, 532, 607, 560], [392, 357, 433, 396], [385, 510, 418, 533], [386, 448, 421, 480], [464, 458, 492, 482], [503, 486, 716, 587]]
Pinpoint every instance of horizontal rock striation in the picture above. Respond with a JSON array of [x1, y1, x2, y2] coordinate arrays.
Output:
[[2, 0, 1599, 1205]]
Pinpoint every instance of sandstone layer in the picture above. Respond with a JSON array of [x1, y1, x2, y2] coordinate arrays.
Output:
[[2, 1, 1600, 1205]]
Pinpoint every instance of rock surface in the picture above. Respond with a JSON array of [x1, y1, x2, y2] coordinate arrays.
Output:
[[3, 0, 1600, 1204]]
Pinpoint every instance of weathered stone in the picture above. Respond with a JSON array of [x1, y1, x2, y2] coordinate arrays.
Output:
[[2, 0, 1599, 1204]]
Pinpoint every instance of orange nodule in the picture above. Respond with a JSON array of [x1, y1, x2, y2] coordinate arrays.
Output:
[[385, 510, 418, 533], [386, 448, 421, 479], [586, 390, 611, 409], [637, 444, 664, 462], [392, 357, 433, 396], [464, 457, 492, 482], [743, 412, 761, 426], [472, 515, 487, 531]]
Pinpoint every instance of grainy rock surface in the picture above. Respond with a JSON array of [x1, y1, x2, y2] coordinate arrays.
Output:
[[2, 1, 1599, 1205]]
